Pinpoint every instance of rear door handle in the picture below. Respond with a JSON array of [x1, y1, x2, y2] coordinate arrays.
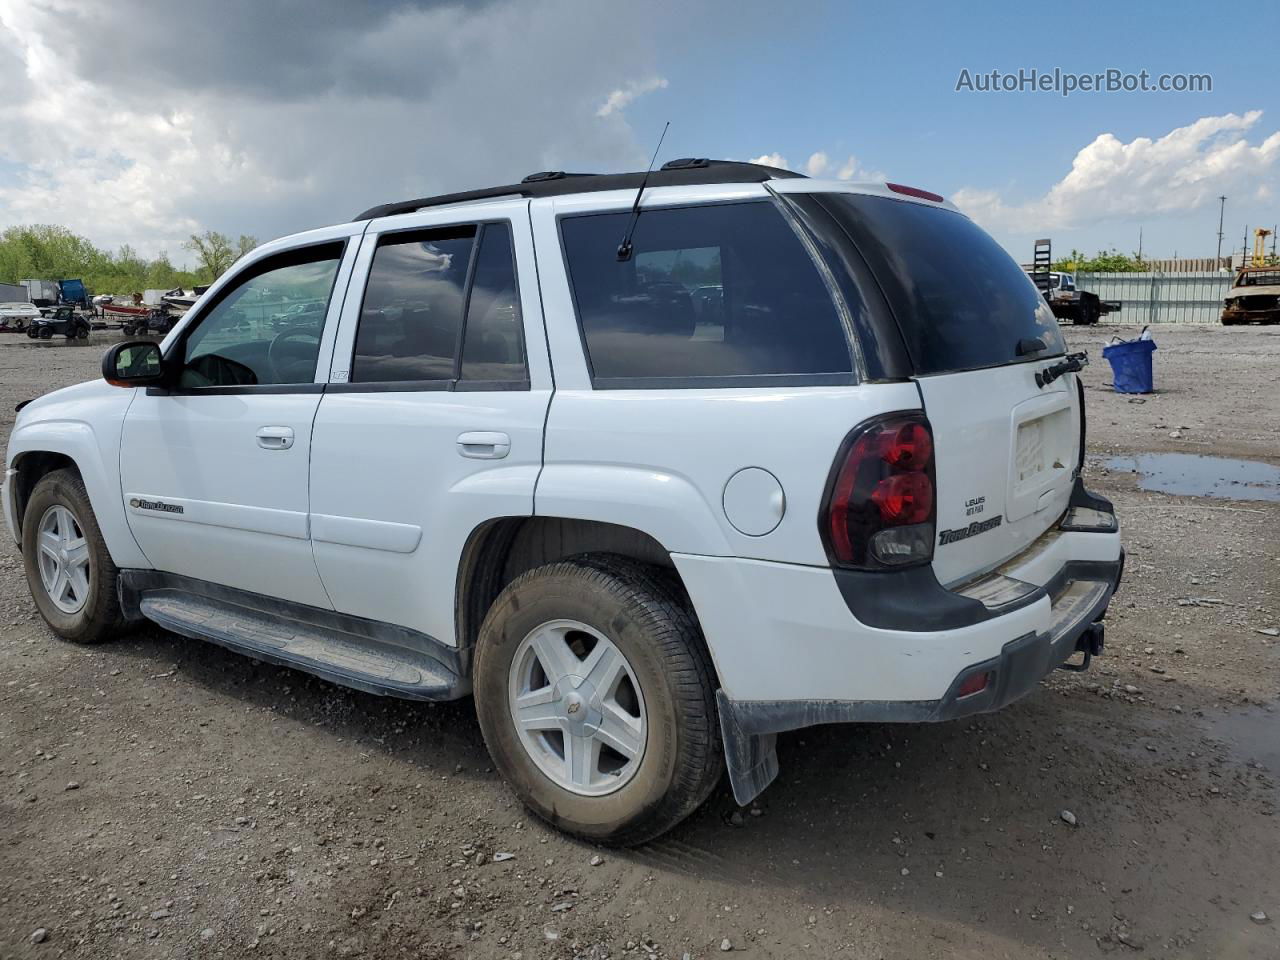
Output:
[[256, 426, 295, 450], [456, 431, 510, 459]]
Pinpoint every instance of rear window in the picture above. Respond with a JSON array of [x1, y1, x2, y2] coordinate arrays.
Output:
[[560, 201, 854, 386], [816, 193, 1065, 375]]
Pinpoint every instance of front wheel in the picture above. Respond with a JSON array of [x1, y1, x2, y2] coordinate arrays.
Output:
[[474, 555, 723, 846], [21, 469, 125, 644]]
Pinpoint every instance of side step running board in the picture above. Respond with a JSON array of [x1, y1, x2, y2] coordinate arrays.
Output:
[[119, 571, 469, 701]]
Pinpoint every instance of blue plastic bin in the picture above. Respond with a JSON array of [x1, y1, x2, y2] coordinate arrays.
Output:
[[1102, 338, 1156, 393]]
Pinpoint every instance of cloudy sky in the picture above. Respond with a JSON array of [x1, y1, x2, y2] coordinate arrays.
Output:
[[0, 0, 1277, 265]]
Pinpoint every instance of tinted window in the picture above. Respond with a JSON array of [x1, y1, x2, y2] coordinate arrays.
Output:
[[180, 245, 342, 387], [460, 223, 525, 382], [560, 201, 852, 383], [353, 228, 475, 382], [816, 194, 1065, 375]]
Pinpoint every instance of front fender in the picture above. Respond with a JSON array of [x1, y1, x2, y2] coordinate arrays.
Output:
[[8, 403, 150, 570]]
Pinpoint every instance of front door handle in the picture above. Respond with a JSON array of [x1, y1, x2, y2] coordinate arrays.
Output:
[[457, 431, 510, 459], [256, 426, 295, 450]]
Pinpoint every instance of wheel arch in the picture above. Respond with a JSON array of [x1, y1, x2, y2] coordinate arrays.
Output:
[[8, 425, 150, 568], [454, 515, 715, 677], [11, 450, 78, 537]]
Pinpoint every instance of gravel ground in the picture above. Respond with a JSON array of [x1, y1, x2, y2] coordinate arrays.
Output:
[[0, 323, 1277, 959]]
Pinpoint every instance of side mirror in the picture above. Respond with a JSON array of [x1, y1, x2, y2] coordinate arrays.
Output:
[[102, 340, 166, 387]]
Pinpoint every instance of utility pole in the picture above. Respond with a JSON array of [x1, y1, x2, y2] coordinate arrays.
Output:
[[1137, 226, 1143, 261], [1215, 195, 1227, 266]]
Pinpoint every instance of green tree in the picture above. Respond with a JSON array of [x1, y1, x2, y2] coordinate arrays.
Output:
[[1053, 248, 1148, 273], [183, 230, 237, 281], [0, 223, 223, 296]]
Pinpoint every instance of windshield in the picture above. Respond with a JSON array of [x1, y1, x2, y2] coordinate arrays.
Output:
[[814, 193, 1065, 375]]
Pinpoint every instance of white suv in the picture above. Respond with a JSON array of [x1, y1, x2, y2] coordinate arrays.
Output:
[[3, 160, 1122, 845]]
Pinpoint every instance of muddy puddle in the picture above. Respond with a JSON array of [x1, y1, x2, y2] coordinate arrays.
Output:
[[1203, 704, 1280, 775], [1105, 452, 1280, 502]]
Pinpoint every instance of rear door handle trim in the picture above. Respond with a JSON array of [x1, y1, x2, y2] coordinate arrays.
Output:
[[456, 431, 510, 459], [256, 426, 295, 450]]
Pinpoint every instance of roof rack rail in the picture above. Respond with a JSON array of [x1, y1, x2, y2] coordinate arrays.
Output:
[[352, 160, 804, 222], [521, 171, 599, 183], [660, 157, 710, 170]]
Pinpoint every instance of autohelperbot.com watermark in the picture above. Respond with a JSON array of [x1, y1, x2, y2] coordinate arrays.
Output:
[[955, 67, 1212, 97]]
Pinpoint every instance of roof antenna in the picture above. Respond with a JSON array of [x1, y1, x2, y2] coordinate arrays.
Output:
[[616, 121, 669, 262]]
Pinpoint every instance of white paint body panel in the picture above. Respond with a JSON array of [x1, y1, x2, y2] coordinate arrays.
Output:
[[308, 200, 552, 643], [676, 525, 1119, 702], [917, 364, 1080, 585], [119, 391, 330, 607], [4, 380, 149, 567]]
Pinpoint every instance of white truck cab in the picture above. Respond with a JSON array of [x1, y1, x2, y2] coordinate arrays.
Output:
[[4, 160, 1122, 844]]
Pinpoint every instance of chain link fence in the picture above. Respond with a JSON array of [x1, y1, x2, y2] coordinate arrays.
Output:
[[1075, 271, 1231, 324]]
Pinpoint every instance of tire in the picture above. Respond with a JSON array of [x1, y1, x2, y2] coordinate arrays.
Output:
[[39, 327, 52, 339], [77, 325, 89, 339], [21, 469, 125, 645], [473, 554, 723, 846]]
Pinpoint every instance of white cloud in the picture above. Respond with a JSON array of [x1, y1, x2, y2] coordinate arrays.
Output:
[[834, 154, 885, 182], [805, 151, 829, 176], [0, 0, 664, 258], [750, 150, 885, 181], [749, 152, 789, 169], [954, 111, 1280, 235], [595, 76, 668, 118]]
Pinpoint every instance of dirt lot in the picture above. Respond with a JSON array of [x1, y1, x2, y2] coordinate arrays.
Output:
[[1, 324, 1277, 959]]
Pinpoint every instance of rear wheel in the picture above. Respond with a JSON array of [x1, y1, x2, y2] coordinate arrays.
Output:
[[473, 555, 723, 846], [21, 469, 125, 644]]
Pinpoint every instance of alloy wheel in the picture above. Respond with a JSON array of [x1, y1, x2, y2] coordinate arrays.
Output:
[[507, 619, 647, 796]]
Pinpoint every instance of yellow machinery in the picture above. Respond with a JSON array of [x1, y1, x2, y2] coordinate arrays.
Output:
[[1251, 227, 1274, 266]]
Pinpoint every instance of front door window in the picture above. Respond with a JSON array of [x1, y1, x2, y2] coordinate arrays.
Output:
[[179, 244, 344, 388]]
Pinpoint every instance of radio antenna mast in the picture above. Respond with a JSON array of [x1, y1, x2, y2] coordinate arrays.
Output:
[[616, 121, 670, 262]]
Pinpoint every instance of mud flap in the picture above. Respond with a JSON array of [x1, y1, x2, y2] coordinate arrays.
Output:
[[717, 690, 779, 806]]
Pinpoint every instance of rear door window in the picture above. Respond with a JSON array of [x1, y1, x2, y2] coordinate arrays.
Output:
[[559, 201, 854, 386], [352, 222, 527, 386], [353, 227, 475, 383], [459, 223, 526, 383], [814, 193, 1065, 375]]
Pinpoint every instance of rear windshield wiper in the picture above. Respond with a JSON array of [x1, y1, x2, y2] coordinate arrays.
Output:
[[1036, 351, 1088, 388]]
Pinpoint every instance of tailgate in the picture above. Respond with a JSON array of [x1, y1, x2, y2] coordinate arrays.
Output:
[[917, 363, 1079, 585]]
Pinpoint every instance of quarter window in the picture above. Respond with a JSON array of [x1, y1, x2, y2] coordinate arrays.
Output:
[[559, 201, 853, 384], [180, 244, 343, 388]]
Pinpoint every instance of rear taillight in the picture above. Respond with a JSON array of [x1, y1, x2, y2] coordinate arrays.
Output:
[[823, 414, 936, 569]]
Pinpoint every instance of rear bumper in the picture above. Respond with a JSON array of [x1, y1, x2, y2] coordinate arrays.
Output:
[[715, 548, 1122, 804], [676, 480, 1123, 805]]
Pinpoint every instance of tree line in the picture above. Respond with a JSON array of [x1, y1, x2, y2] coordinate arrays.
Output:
[[0, 224, 258, 296]]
